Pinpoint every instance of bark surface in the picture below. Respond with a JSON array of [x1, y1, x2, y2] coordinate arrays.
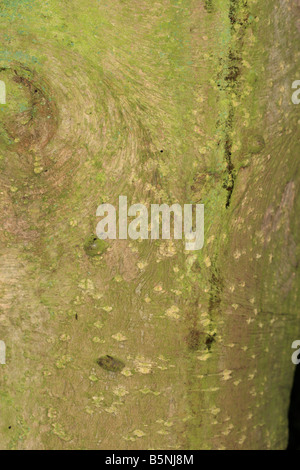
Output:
[[0, 0, 299, 450]]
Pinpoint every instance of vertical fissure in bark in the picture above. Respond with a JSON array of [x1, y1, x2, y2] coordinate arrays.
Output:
[[204, 0, 214, 14], [206, 264, 223, 349], [219, 1, 250, 208]]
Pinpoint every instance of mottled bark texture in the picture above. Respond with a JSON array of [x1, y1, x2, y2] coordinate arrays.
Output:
[[0, 0, 299, 450]]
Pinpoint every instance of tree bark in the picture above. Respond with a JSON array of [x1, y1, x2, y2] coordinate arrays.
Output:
[[0, 0, 299, 450]]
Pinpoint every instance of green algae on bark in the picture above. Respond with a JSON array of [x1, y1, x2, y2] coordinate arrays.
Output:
[[0, 0, 299, 451], [97, 355, 125, 373], [84, 235, 108, 258]]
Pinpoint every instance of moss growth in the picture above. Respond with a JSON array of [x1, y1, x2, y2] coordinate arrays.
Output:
[[83, 235, 107, 257], [97, 355, 125, 373], [0, 0, 299, 452], [247, 133, 266, 155]]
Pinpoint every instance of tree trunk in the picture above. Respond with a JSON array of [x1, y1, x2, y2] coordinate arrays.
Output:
[[0, 0, 299, 450]]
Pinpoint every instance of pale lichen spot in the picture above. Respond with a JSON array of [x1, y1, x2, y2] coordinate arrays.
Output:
[[164, 421, 174, 428], [159, 240, 176, 258], [113, 386, 129, 397], [165, 305, 180, 320], [104, 405, 118, 414], [137, 261, 148, 270], [92, 337, 102, 343], [221, 370, 233, 381], [59, 334, 70, 342], [207, 235, 215, 244], [202, 387, 220, 392], [121, 368, 133, 377], [92, 396, 104, 407], [133, 430, 146, 438], [48, 408, 57, 419], [171, 289, 182, 296], [52, 423, 72, 442], [210, 407, 221, 416], [157, 429, 169, 435], [112, 332, 127, 342], [134, 356, 153, 374], [197, 353, 211, 362], [200, 317, 211, 327], [102, 306, 113, 313], [78, 279, 95, 291], [153, 284, 164, 293], [222, 424, 234, 436], [89, 374, 98, 382], [85, 406, 94, 416]]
